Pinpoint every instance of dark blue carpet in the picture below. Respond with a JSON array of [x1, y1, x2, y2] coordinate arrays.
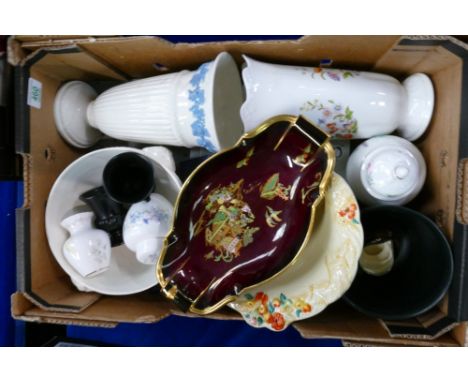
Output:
[[0, 181, 22, 346], [67, 315, 341, 346]]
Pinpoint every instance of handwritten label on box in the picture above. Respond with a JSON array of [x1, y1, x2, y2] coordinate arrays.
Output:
[[27, 77, 42, 109]]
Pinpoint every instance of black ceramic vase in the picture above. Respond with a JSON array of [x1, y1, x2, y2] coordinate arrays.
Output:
[[103, 152, 155, 204], [79, 186, 126, 247]]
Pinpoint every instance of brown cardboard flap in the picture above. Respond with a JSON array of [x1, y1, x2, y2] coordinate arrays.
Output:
[[375, 43, 462, 77], [293, 303, 459, 346], [30, 49, 128, 82], [381, 306, 458, 340], [342, 339, 456, 347], [18, 154, 30, 208], [7, 37, 27, 66], [14, 49, 127, 311], [12, 289, 98, 314], [457, 159, 468, 224], [25, 65, 82, 296], [11, 292, 34, 316], [14, 313, 118, 328], [15, 36, 96, 43], [31, 277, 100, 312], [77, 35, 401, 78], [16, 293, 173, 324], [414, 57, 462, 241], [293, 303, 388, 339], [449, 321, 467, 346]]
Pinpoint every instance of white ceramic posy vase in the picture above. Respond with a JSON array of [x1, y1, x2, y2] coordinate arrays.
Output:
[[60, 211, 111, 278], [346, 135, 427, 206], [123, 193, 173, 265], [240, 56, 434, 141], [54, 52, 245, 152]]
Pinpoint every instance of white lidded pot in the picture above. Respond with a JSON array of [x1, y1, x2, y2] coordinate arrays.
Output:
[[240, 55, 434, 141], [123, 193, 173, 265], [54, 52, 245, 152], [346, 135, 427, 206], [60, 210, 112, 278]]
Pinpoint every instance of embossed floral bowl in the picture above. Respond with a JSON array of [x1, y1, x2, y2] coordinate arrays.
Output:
[[45, 147, 181, 295], [229, 174, 363, 331], [157, 115, 335, 314]]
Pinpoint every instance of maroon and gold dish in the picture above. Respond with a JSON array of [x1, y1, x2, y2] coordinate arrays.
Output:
[[157, 115, 335, 314]]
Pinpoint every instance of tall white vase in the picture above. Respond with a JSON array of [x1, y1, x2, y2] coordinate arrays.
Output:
[[240, 56, 434, 141], [54, 52, 244, 152]]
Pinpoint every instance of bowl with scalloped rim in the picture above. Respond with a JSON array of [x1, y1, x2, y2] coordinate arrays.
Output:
[[229, 173, 363, 331]]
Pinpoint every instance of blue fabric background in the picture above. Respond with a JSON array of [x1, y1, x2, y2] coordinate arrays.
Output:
[[67, 317, 341, 347], [0, 181, 22, 346]]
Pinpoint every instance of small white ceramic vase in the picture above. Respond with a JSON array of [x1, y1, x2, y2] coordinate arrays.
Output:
[[240, 56, 434, 141], [54, 52, 244, 152], [123, 193, 173, 265], [60, 211, 112, 278], [346, 135, 427, 206]]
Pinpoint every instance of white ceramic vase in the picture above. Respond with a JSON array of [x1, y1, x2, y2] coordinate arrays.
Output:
[[60, 211, 112, 278], [123, 193, 173, 265], [240, 56, 434, 141], [346, 135, 427, 206], [54, 52, 245, 152]]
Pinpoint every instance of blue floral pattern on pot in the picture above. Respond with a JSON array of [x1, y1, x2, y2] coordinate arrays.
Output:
[[188, 63, 217, 152], [127, 206, 170, 227]]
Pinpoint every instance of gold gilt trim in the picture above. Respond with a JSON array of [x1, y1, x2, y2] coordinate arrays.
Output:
[[156, 114, 336, 315]]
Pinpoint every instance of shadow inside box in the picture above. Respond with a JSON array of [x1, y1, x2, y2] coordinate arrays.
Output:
[[66, 313, 342, 346]]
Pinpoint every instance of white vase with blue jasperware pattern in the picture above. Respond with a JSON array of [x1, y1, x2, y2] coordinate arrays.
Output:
[[123, 193, 173, 265], [53, 52, 245, 152]]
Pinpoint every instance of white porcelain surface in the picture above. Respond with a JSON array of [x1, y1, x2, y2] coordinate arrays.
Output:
[[123, 193, 173, 265], [240, 56, 434, 141], [229, 174, 364, 331], [54, 52, 244, 152], [45, 147, 182, 295], [142, 146, 176, 172], [54, 81, 102, 148], [346, 135, 426, 206], [61, 211, 111, 278]]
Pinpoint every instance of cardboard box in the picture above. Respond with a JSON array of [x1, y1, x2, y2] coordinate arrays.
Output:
[[9, 35, 468, 346]]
